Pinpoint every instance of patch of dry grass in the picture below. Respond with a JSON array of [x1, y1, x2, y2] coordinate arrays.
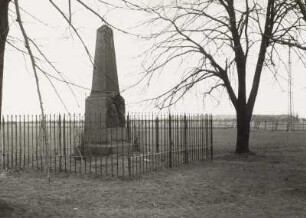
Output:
[[0, 130, 305, 217]]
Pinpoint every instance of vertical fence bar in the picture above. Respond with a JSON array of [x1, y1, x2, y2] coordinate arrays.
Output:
[[165, 114, 168, 166], [132, 114, 135, 177], [179, 115, 182, 166], [189, 115, 193, 162], [205, 115, 209, 159], [146, 114, 152, 172], [85, 114, 90, 175], [39, 115, 42, 171], [134, 114, 138, 176], [47, 115, 50, 171], [116, 124, 119, 178], [121, 121, 124, 177], [28, 115, 31, 169], [18, 115, 21, 168], [155, 117, 159, 155], [95, 114, 98, 176], [58, 114, 62, 172], [145, 113, 148, 173], [193, 115, 196, 161], [174, 115, 178, 166], [53, 114, 57, 172], [198, 115, 201, 159], [6, 115, 9, 168], [31, 115, 34, 168], [14, 115, 17, 167], [69, 114, 72, 173], [35, 115, 38, 170], [183, 114, 188, 164], [168, 114, 173, 168], [210, 115, 213, 160], [150, 113, 154, 172], [201, 115, 204, 159], [49, 115, 53, 172], [110, 122, 113, 177], [127, 114, 132, 178], [191, 115, 194, 162], [194, 115, 197, 161], [81, 114, 84, 175], [199, 115, 202, 160], [196, 115, 199, 161], [2, 117, 5, 170], [140, 113, 143, 175], [63, 115, 67, 173], [10, 115, 13, 168]]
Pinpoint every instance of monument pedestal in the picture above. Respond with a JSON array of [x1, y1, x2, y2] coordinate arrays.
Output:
[[80, 25, 131, 156], [80, 142, 136, 156], [82, 94, 130, 156], [85, 94, 111, 129]]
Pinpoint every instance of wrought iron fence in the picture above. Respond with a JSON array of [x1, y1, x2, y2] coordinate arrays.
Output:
[[213, 119, 306, 131], [0, 114, 213, 178]]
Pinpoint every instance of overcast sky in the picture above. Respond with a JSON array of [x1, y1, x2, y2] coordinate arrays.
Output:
[[3, 0, 306, 117]]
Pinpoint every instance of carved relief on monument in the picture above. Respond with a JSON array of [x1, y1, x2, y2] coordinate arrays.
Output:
[[106, 94, 125, 127]]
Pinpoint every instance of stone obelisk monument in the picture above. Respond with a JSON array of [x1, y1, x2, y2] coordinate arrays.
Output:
[[84, 25, 126, 155]]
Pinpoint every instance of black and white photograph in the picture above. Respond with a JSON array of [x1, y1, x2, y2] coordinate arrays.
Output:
[[0, 0, 305, 217]]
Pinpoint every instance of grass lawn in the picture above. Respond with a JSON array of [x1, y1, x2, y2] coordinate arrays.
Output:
[[0, 129, 305, 217]]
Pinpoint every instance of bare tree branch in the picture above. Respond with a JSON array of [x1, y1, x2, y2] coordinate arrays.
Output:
[[14, 0, 51, 179]]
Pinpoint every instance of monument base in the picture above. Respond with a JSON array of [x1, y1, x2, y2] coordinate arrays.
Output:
[[78, 142, 137, 156], [85, 94, 110, 128], [84, 127, 128, 144], [83, 92, 129, 156]]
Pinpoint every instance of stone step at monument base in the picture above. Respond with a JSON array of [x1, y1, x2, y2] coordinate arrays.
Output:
[[76, 142, 137, 157]]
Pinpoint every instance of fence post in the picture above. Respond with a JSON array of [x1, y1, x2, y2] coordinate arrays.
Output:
[[1, 117, 5, 170], [58, 114, 62, 172], [155, 117, 159, 153], [205, 115, 209, 159], [210, 115, 213, 160], [168, 114, 173, 168], [183, 114, 188, 164], [127, 113, 131, 143], [63, 115, 67, 173], [201, 115, 204, 159]]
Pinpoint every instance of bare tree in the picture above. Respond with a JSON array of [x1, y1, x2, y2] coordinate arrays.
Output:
[[0, 0, 126, 174], [0, 0, 129, 117], [126, 0, 306, 153], [296, 0, 306, 22], [0, 0, 10, 119]]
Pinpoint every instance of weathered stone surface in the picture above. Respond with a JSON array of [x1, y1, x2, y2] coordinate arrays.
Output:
[[91, 25, 119, 94], [83, 25, 127, 155]]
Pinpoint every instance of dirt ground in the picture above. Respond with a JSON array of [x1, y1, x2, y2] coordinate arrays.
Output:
[[0, 130, 305, 218]]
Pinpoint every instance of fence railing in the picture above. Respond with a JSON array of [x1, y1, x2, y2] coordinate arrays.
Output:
[[213, 119, 306, 131], [0, 114, 213, 178]]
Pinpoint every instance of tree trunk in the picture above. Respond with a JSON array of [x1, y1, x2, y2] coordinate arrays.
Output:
[[0, 0, 10, 118], [235, 105, 251, 154]]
